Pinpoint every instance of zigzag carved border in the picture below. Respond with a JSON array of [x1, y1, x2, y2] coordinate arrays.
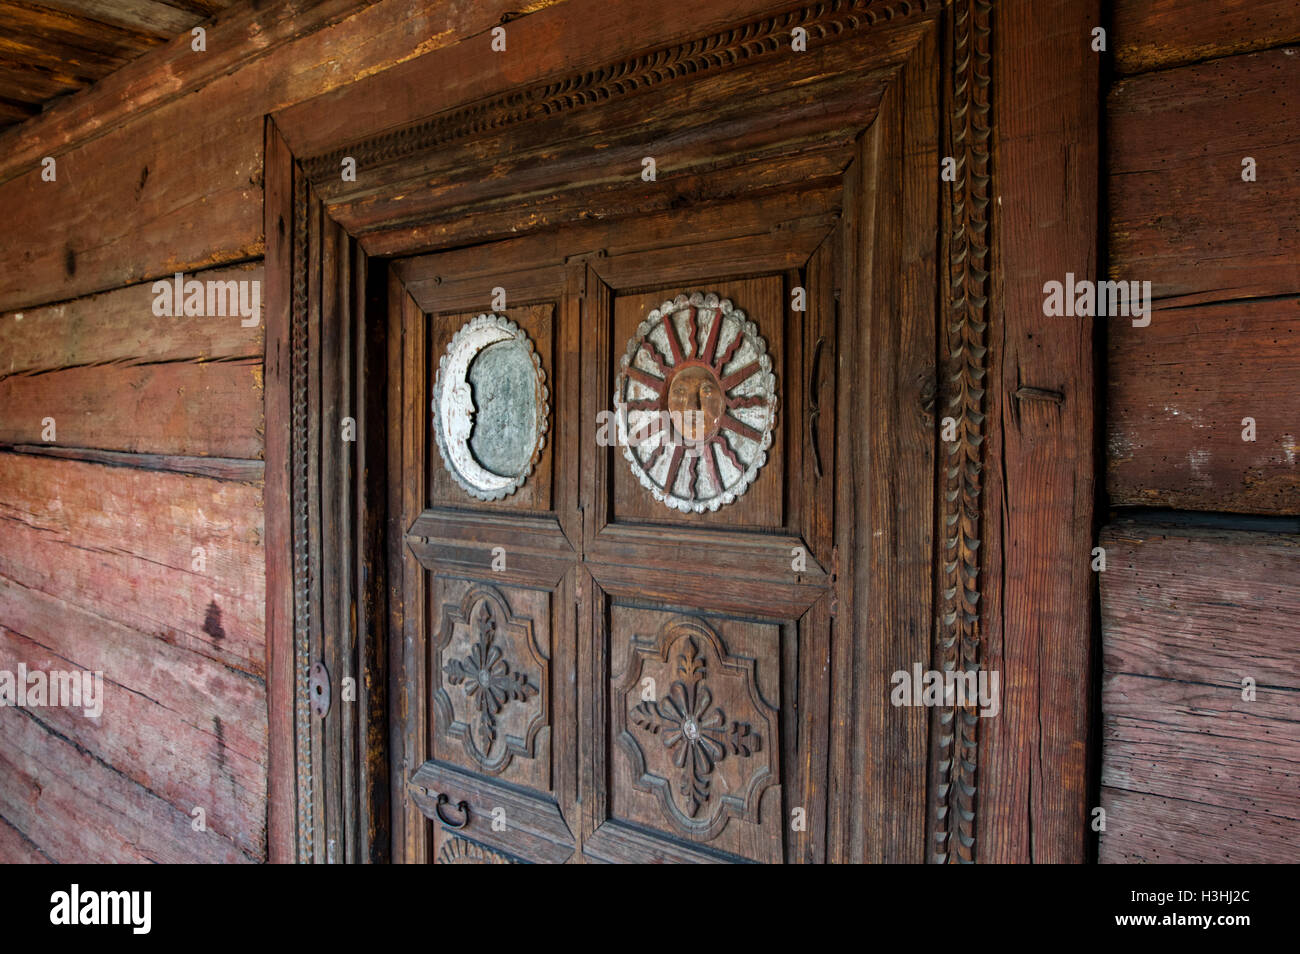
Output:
[[931, 0, 992, 864], [299, 0, 940, 184], [290, 172, 314, 863]]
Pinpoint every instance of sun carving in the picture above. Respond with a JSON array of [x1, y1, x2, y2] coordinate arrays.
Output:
[[613, 292, 777, 512]]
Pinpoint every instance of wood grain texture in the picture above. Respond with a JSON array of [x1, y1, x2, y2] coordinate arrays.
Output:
[[845, 28, 939, 863], [1109, 48, 1300, 303], [0, 0, 540, 183], [1108, 296, 1300, 513], [1113, 0, 1300, 75], [0, 263, 263, 375], [0, 452, 266, 677], [263, 118, 296, 863], [0, 588, 267, 859], [977, 0, 1098, 864], [1101, 673, 1298, 819], [1099, 524, 1300, 691], [1098, 524, 1300, 863], [0, 0, 566, 312], [0, 699, 256, 863], [0, 356, 263, 458], [0, 810, 51, 863], [0, 87, 264, 313], [1100, 787, 1297, 864]]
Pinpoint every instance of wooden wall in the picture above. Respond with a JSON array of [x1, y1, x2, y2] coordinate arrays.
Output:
[[1101, 0, 1300, 863], [0, 0, 561, 863]]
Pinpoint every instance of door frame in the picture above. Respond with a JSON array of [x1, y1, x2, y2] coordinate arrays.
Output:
[[263, 0, 1100, 863]]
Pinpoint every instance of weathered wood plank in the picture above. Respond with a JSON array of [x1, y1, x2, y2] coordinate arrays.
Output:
[[0, 444, 263, 482], [0, 356, 263, 458], [1100, 524, 1300, 690], [0, 808, 52, 863], [0, 0, 567, 310], [33, 0, 200, 37], [0, 88, 265, 313], [0, 612, 267, 859], [976, 0, 1099, 864], [851, 31, 938, 863], [263, 118, 296, 864], [1109, 48, 1300, 303], [274, 0, 845, 159], [0, 452, 265, 677], [0, 263, 263, 376], [1101, 671, 1299, 820], [1100, 787, 1297, 864], [1113, 0, 1300, 75], [1107, 296, 1300, 513], [0, 704, 256, 863]]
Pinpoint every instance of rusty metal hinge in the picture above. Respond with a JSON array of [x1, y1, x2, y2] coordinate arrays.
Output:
[[309, 660, 331, 718]]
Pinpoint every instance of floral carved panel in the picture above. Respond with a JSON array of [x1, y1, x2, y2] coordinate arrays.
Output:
[[612, 610, 780, 848], [432, 582, 550, 786]]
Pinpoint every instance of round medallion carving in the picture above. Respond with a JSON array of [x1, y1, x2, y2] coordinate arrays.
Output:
[[432, 314, 549, 501], [613, 292, 777, 512]]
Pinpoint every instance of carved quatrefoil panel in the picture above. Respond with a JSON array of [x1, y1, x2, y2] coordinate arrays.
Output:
[[614, 292, 778, 512], [614, 614, 778, 840], [433, 584, 549, 777]]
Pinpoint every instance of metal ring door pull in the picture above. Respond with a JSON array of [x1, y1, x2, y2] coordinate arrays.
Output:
[[435, 792, 470, 829]]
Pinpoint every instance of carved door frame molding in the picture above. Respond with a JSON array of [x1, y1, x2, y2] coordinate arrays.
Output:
[[263, 0, 1098, 863]]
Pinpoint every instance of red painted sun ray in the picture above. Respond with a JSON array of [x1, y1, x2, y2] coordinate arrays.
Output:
[[726, 393, 768, 409], [715, 436, 743, 471], [715, 329, 744, 370], [720, 361, 760, 393], [624, 366, 666, 392], [687, 453, 700, 500], [642, 437, 668, 468], [640, 340, 672, 377], [720, 414, 763, 442], [703, 439, 723, 493], [662, 313, 686, 364], [685, 306, 698, 358], [700, 308, 723, 367], [662, 443, 685, 496], [625, 398, 659, 412]]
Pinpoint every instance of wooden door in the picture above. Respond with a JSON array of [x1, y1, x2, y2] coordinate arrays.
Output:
[[391, 209, 838, 863], [278, 0, 957, 864]]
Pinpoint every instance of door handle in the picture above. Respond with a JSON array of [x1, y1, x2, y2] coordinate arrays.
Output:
[[434, 792, 471, 829]]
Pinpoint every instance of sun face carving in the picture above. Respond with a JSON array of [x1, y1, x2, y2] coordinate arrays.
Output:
[[614, 292, 777, 512]]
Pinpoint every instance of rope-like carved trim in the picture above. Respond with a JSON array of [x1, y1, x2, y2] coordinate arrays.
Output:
[[932, 0, 992, 865], [300, 0, 940, 183], [291, 171, 314, 863]]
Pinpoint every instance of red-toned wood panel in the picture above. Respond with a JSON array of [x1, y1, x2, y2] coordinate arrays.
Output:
[[978, 0, 1099, 864], [1113, 0, 1300, 75], [0, 453, 265, 677], [1098, 524, 1300, 864], [0, 264, 263, 373], [1109, 48, 1300, 304], [1108, 295, 1300, 513], [0, 359, 263, 458]]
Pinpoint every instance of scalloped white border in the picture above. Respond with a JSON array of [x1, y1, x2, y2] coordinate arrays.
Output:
[[432, 314, 550, 501], [613, 291, 777, 513]]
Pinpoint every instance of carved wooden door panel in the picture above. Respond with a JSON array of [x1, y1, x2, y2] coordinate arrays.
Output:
[[390, 212, 837, 863], [391, 262, 583, 865]]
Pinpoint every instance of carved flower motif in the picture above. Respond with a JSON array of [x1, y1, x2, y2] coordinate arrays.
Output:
[[443, 601, 535, 752], [631, 637, 760, 818]]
